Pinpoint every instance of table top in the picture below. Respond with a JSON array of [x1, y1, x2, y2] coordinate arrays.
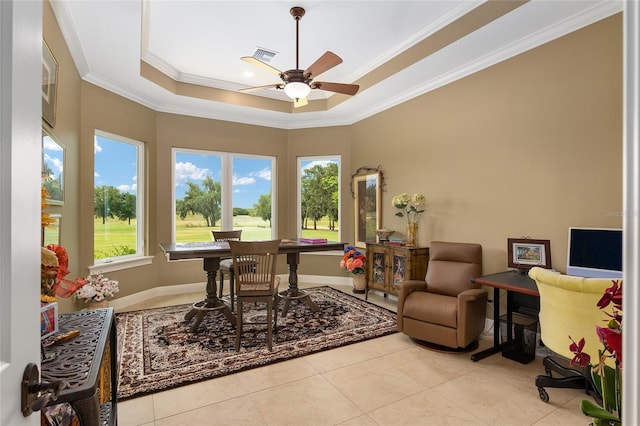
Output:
[[160, 240, 345, 260], [472, 270, 539, 296]]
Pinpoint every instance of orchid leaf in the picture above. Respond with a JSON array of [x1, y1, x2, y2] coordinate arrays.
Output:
[[592, 365, 618, 411], [580, 400, 621, 424]]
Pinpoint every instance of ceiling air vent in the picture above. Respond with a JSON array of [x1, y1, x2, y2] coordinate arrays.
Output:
[[252, 47, 277, 63]]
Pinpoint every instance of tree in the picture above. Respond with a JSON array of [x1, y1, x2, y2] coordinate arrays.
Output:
[[117, 192, 137, 224], [94, 185, 121, 224], [176, 177, 221, 226], [301, 164, 336, 230], [254, 193, 272, 226], [43, 162, 62, 202]]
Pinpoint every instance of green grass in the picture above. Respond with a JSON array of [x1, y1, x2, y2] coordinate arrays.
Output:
[[94, 214, 339, 258]]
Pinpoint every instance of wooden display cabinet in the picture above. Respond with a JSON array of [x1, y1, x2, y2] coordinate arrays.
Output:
[[366, 243, 429, 299]]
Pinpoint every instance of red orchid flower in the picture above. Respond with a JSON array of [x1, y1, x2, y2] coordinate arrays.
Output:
[[597, 280, 622, 310], [596, 326, 623, 368], [568, 336, 591, 367]]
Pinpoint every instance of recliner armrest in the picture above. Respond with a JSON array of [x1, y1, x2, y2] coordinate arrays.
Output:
[[396, 280, 427, 331], [456, 288, 489, 345], [457, 288, 487, 302]]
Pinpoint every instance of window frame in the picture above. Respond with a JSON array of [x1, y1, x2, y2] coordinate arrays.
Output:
[[297, 155, 341, 241], [93, 129, 146, 265], [172, 148, 276, 242]]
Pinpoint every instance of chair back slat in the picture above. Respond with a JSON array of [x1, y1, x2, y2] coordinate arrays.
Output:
[[212, 230, 243, 242], [229, 240, 281, 296]]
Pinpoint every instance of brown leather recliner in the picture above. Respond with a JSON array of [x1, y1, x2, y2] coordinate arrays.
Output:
[[397, 241, 487, 349]]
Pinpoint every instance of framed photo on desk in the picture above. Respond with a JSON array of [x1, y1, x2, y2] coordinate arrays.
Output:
[[507, 238, 551, 270]]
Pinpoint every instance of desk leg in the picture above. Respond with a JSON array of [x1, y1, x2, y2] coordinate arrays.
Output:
[[185, 257, 236, 332], [471, 286, 502, 362], [280, 252, 320, 316]]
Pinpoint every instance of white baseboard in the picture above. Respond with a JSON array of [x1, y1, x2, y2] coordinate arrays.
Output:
[[110, 274, 353, 311]]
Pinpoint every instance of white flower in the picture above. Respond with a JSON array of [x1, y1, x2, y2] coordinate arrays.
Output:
[[75, 272, 119, 303], [392, 192, 427, 224]]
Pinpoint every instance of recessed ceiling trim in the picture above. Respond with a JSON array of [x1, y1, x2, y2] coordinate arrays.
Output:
[[49, 0, 89, 77]]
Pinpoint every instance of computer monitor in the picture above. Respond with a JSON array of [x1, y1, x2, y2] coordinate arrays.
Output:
[[566, 227, 622, 278]]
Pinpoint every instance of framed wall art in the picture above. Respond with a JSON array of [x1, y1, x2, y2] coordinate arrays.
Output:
[[507, 238, 552, 270], [353, 169, 381, 247], [42, 130, 65, 205], [42, 40, 58, 128]]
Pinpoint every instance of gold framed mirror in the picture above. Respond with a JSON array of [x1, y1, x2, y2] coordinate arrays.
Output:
[[352, 166, 383, 247]]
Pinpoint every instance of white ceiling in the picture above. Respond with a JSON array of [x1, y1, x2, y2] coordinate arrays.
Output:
[[50, 0, 621, 130]]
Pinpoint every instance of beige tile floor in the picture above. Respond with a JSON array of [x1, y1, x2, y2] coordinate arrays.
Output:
[[115, 282, 591, 426]]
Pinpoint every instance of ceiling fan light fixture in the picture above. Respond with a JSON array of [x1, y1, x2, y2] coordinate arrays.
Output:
[[284, 81, 310, 100]]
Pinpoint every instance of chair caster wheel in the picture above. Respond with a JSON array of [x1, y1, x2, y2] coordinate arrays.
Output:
[[538, 387, 549, 402]]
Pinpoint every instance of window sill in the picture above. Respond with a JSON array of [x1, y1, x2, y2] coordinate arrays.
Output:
[[89, 256, 154, 274]]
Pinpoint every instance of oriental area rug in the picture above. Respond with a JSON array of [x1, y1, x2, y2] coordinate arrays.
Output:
[[115, 286, 397, 400]]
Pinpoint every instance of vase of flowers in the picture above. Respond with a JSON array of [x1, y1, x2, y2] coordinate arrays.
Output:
[[340, 245, 366, 294], [392, 193, 426, 247], [75, 272, 120, 309], [569, 279, 622, 426]]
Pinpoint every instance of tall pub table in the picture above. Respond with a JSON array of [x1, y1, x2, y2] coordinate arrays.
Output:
[[470, 270, 540, 362], [160, 240, 345, 332]]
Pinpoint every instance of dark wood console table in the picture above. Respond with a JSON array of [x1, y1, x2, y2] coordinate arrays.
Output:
[[470, 270, 540, 363], [41, 308, 117, 426]]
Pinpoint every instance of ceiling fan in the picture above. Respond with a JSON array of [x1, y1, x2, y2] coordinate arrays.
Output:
[[240, 6, 359, 107]]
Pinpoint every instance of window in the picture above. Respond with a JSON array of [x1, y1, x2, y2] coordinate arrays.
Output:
[[297, 156, 340, 241], [93, 130, 145, 262], [173, 149, 275, 242]]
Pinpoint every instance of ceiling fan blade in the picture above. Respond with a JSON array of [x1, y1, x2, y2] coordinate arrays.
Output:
[[312, 82, 359, 96], [241, 56, 283, 76], [239, 84, 282, 93], [304, 51, 342, 79], [293, 97, 308, 108]]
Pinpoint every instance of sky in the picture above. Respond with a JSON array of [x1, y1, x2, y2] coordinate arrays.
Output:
[[93, 135, 338, 209], [43, 134, 64, 181]]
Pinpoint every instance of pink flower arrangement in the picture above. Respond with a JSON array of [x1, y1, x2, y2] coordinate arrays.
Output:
[[340, 245, 366, 275]]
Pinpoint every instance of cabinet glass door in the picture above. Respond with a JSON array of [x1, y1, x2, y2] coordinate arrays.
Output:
[[392, 253, 407, 287]]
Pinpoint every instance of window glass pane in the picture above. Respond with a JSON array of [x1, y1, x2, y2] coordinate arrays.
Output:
[[94, 132, 143, 261], [174, 150, 222, 242], [174, 150, 275, 242], [299, 157, 340, 241], [232, 156, 273, 240]]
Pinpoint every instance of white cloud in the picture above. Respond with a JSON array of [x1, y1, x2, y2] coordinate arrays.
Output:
[[43, 153, 63, 174], [175, 162, 210, 186], [43, 137, 62, 151], [117, 183, 137, 193], [94, 137, 102, 153], [301, 160, 335, 171], [233, 175, 256, 186], [252, 168, 272, 181]]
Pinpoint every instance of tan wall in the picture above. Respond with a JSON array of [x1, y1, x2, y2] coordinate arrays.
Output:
[[153, 113, 289, 287], [351, 13, 623, 275], [42, 1, 81, 313], [44, 0, 622, 311]]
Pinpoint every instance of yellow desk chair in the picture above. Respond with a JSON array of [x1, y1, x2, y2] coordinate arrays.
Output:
[[528, 267, 615, 403]]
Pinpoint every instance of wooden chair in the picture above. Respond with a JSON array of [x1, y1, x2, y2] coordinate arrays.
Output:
[[212, 230, 243, 312], [229, 239, 281, 351]]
